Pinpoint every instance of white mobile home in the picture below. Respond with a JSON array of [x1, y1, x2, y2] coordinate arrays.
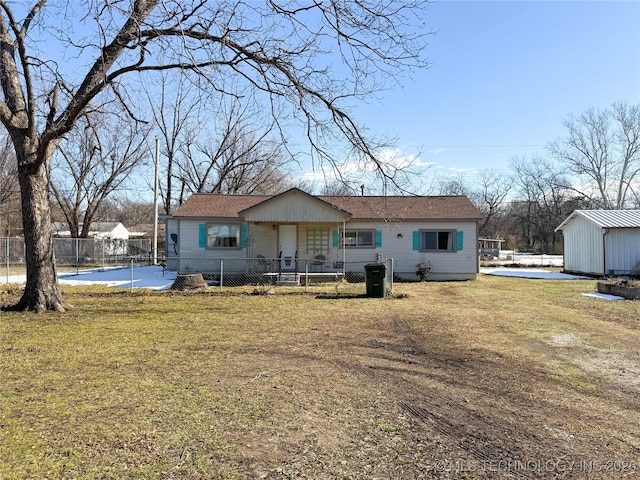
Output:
[[555, 210, 640, 277], [164, 188, 482, 281]]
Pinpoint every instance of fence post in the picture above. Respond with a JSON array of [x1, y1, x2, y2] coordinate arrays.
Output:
[[130, 258, 134, 292], [5, 238, 8, 284], [220, 259, 224, 293]]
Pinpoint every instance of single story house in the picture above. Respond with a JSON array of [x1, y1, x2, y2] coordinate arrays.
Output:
[[164, 188, 482, 281], [52, 222, 130, 240], [555, 209, 640, 277], [52, 222, 131, 258]]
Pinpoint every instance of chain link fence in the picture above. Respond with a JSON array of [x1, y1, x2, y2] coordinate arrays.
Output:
[[167, 254, 393, 295], [2, 237, 394, 296], [1, 237, 155, 280]]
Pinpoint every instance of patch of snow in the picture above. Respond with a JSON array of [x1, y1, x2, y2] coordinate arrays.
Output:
[[581, 292, 625, 301], [481, 268, 588, 280], [58, 265, 177, 290]]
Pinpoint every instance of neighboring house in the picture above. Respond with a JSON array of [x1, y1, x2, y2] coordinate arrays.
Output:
[[478, 237, 504, 258], [52, 222, 130, 240], [164, 188, 482, 281], [52, 222, 130, 258], [555, 210, 640, 277]]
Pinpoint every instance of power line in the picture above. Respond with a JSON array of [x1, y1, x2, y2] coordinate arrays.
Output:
[[422, 144, 545, 149]]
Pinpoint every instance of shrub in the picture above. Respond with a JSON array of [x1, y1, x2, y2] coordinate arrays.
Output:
[[415, 261, 432, 282]]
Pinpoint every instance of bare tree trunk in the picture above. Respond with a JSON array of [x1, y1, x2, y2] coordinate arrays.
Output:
[[13, 143, 65, 312]]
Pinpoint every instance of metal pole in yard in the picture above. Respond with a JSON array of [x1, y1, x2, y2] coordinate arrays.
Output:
[[152, 138, 159, 265], [130, 258, 134, 292], [220, 259, 224, 293]]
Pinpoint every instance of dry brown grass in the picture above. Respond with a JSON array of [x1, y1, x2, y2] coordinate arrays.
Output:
[[1, 276, 639, 479]]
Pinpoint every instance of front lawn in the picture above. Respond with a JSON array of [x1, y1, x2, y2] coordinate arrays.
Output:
[[1, 277, 638, 479]]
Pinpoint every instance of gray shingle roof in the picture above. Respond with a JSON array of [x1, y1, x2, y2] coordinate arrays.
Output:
[[171, 189, 482, 221]]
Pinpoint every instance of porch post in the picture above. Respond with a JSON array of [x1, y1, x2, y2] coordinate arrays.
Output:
[[342, 220, 346, 274]]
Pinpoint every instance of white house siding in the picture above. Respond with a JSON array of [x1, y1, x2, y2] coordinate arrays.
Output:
[[174, 219, 249, 274], [242, 190, 348, 223], [246, 223, 278, 258], [389, 221, 477, 281], [298, 223, 342, 261], [337, 220, 478, 281], [604, 229, 640, 274], [561, 215, 604, 275], [165, 218, 179, 270]]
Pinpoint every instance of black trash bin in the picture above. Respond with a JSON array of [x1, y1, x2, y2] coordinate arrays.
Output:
[[364, 263, 387, 298]]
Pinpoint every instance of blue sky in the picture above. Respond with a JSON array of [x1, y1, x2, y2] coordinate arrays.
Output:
[[343, 0, 640, 183], [27, 1, 639, 195]]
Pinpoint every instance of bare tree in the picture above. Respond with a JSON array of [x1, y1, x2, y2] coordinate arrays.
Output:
[[472, 169, 512, 238], [322, 181, 355, 196], [144, 72, 201, 215], [0, 131, 20, 235], [177, 97, 291, 199], [49, 111, 151, 238], [436, 170, 511, 238], [0, 1, 429, 311], [437, 172, 470, 196], [549, 102, 640, 209], [510, 156, 576, 253]]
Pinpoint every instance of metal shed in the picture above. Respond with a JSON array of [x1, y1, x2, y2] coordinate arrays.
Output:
[[555, 210, 640, 277]]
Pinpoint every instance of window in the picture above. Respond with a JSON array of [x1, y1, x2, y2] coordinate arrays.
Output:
[[420, 230, 455, 252], [342, 229, 375, 248], [206, 223, 241, 248], [307, 227, 329, 255]]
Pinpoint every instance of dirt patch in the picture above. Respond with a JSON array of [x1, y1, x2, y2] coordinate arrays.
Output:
[[547, 333, 582, 347]]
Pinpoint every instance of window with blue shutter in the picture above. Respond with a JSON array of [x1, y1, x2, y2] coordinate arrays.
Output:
[[199, 224, 206, 248], [416, 230, 458, 252], [200, 223, 243, 249], [375, 230, 382, 248]]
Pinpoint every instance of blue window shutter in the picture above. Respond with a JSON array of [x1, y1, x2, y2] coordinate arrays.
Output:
[[375, 230, 382, 248], [457, 231, 464, 251], [199, 224, 206, 248], [412, 231, 420, 251], [241, 224, 247, 248], [333, 229, 339, 247]]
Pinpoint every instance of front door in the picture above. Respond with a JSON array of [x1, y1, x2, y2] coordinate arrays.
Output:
[[279, 225, 297, 271]]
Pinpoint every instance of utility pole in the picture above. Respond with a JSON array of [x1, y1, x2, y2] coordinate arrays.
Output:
[[152, 138, 159, 264]]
